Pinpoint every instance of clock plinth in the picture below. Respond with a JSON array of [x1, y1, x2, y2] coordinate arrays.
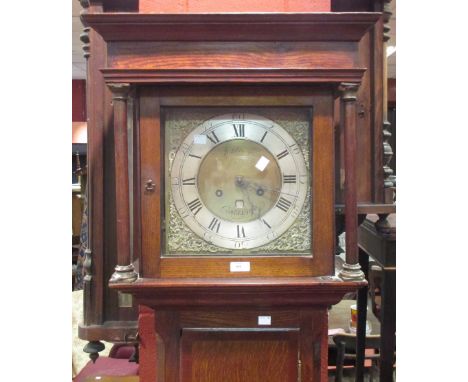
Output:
[[111, 277, 366, 381]]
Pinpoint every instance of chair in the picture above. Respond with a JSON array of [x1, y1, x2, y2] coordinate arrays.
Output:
[[332, 333, 381, 382]]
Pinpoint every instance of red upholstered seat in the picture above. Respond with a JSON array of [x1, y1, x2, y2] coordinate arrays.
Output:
[[73, 357, 139, 382]]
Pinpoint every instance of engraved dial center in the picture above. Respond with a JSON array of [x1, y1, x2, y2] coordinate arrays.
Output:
[[197, 139, 281, 223]]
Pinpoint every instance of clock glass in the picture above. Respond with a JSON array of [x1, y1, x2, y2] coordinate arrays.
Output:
[[163, 108, 311, 256]]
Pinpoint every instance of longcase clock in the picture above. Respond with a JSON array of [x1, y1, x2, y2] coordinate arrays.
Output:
[[80, 2, 385, 381]]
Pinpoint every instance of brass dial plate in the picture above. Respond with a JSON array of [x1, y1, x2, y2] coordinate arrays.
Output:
[[169, 112, 309, 251]]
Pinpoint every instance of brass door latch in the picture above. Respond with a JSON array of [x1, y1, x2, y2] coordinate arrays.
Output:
[[145, 179, 156, 192]]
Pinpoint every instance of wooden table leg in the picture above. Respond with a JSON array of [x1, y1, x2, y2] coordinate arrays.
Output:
[[355, 249, 369, 382], [379, 267, 396, 382]]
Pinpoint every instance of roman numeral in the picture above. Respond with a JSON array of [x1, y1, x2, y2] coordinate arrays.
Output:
[[283, 175, 296, 184], [187, 198, 203, 216], [206, 131, 219, 144], [233, 124, 245, 137], [237, 225, 246, 238], [188, 153, 202, 159], [182, 177, 196, 186], [262, 219, 271, 229], [276, 149, 289, 160], [208, 217, 221, 233], [276, 197, 292, 212], [260, 131, 268, 143]]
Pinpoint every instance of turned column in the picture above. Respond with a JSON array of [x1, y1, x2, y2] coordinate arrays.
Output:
[[338, 83, 365, 281], [382, 0, 395, 202], [108, 83, 138, 284]]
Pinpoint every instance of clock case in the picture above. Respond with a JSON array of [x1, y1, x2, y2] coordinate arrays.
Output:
[[140, 88, 333, 278], [78, 2, 393, 380]]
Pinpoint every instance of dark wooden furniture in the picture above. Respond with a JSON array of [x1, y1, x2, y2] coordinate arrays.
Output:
[[357, 213, 396, 382], [333, 334, 381, 382], [77, 1, 395, 381]]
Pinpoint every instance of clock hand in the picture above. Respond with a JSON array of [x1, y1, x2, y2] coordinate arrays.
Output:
[[234, 176, 296, 199], [244, 179, 297, 199]]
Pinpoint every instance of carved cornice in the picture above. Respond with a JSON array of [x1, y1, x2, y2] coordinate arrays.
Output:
[[101, 68, 366, 85], [83, 13, 381, 42]]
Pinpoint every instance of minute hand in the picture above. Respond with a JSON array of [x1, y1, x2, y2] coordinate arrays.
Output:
[[246, 181, 297, 198]]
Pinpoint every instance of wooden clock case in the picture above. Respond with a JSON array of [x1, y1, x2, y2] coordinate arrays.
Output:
[[77, 1, 394, 381]]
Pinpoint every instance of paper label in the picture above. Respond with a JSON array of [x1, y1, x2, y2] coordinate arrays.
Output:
[[258, 316, 271, 326], [230, 262, 250, 272]]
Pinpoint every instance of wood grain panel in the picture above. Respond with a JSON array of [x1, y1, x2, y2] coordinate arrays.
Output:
[[138, 305, 157, 382], [139, 88, 161, 278], [311, 94, 335, 276], [154, 311, 181, 382], [108, 42, 358, 70], [356, 30, 373, 203], [179, 310, 301, 328], [72, 79, 86, 122], [180, 330, 299, 382], [161, 256, 318, 278], [299, 309, 328, 382]]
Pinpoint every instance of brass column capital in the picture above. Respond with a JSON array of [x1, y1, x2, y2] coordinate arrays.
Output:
[[108, 83, 132, 101], [339, 82, 359, 102]]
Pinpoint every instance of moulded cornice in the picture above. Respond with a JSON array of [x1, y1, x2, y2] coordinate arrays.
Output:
[[82, 12, 382, 42], [109, 276, 367, 308], [100, 68, 366, 85]]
